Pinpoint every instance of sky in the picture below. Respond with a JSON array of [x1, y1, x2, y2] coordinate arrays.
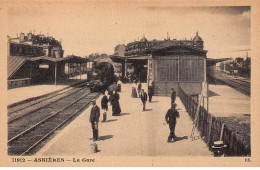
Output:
[[7, 2, 251, 59]]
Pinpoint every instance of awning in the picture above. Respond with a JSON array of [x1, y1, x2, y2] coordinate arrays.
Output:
[[149, 44, 208, 54], [8, 56, 27, 78], [206, 58, 232, 67], [8, 55, 89, 79], [28, 55, 89, 63], [110, 55, 148, 64]]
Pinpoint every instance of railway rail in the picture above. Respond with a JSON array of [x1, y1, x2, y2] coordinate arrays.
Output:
[[8, 82, 87, 114], [8, 81, 89, 123], [214, 72, 250, 96], [8, 86, 100, 155]]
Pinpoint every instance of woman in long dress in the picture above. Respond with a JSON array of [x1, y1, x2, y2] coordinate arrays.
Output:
[[131, 80, 138, 98], [111, 91, 121, 116]]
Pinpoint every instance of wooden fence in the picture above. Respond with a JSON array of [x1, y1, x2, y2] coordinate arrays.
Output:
[[178, 86, 250, 156]]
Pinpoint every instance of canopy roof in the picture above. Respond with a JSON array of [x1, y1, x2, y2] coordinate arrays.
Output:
[[148, 44, 207, 55], [110, 55, 148, 64], [8, 55, 89, 79], [111, 55, 231, 68], [23, 55, 89, 63], [206, 58, 232, 67]]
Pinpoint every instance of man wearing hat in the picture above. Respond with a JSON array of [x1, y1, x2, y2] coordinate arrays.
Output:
[[148, 82, 154, 102], [140, 89, 148, 111], [171, 88, 176, 104], [89, 100, 100, 141], [165, 103, 180, 142]]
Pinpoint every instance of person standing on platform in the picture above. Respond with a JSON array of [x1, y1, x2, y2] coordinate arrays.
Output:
[[138, 81, 142, 98], [101, 91, 108, 122], [131, 85, 138, 98], [108, 91, 114, 117], [148, 83, 154, 102], [140, 89, 147, 111], [117, 79, 122, 92], [111, 91, 121, 116], [171, 88, 176, 104], [165, 103, 179, 143], [89, 100, 100, 141]]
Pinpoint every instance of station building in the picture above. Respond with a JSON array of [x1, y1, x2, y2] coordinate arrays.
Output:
[[111, 32, 207, 95], [8, 32, 88, 89]]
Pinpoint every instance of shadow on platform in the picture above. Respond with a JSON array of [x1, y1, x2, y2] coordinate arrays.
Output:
[[151, 101, 159, 103], [208, 90, 220, 97], [119, 113, 130, 116], [174, 136, 189, 142], [145, 109, 152, 111], [99, 135, 113, 141], [103, 119, 117, 123]]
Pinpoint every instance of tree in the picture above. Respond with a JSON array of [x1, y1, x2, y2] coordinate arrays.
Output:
[[88, 53, 100, 61]]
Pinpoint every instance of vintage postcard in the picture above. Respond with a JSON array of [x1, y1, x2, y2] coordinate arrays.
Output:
[[0, 0, 260, 167]]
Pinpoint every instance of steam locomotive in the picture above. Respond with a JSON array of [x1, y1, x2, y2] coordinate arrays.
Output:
[[87, 62, 115, 92]]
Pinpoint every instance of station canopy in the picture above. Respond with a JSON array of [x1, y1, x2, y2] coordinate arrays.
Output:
[[110, 55, 148, 63], [111, 44, 207, 64], [28, 55, 89, 63], [8, 55, 89, 79], [206, 58, 232, 67], [111, 54, 231, 68]]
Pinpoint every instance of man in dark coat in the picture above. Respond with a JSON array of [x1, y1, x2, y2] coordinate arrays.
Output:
[[165, 103, 180, 142], [171, 88, 176, 104], [140, 89, 147, 111], [89, 100, 100, 141], [148, 83, 154, 102]]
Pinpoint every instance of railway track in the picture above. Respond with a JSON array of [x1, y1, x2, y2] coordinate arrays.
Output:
[[8, 82, 86, 114], [214, 73, 250, 96], [8, 88, 100, 156], [8, 82, 88, 123], [8, 86, 90, 140]]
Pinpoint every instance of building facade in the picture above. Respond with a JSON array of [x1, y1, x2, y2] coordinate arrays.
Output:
[[124, 32, 204, 57], [149, 32, 206, 95], [149, 45, 206, 96], [10, 32, 64, 58], [8, 32, 66, 89], [111, 32, 207, 95]]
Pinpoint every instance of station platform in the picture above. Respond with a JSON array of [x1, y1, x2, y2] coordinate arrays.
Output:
[[8, 74, 88, 105], [208, 84, 250, 119], [37, 83, 212, 156]]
